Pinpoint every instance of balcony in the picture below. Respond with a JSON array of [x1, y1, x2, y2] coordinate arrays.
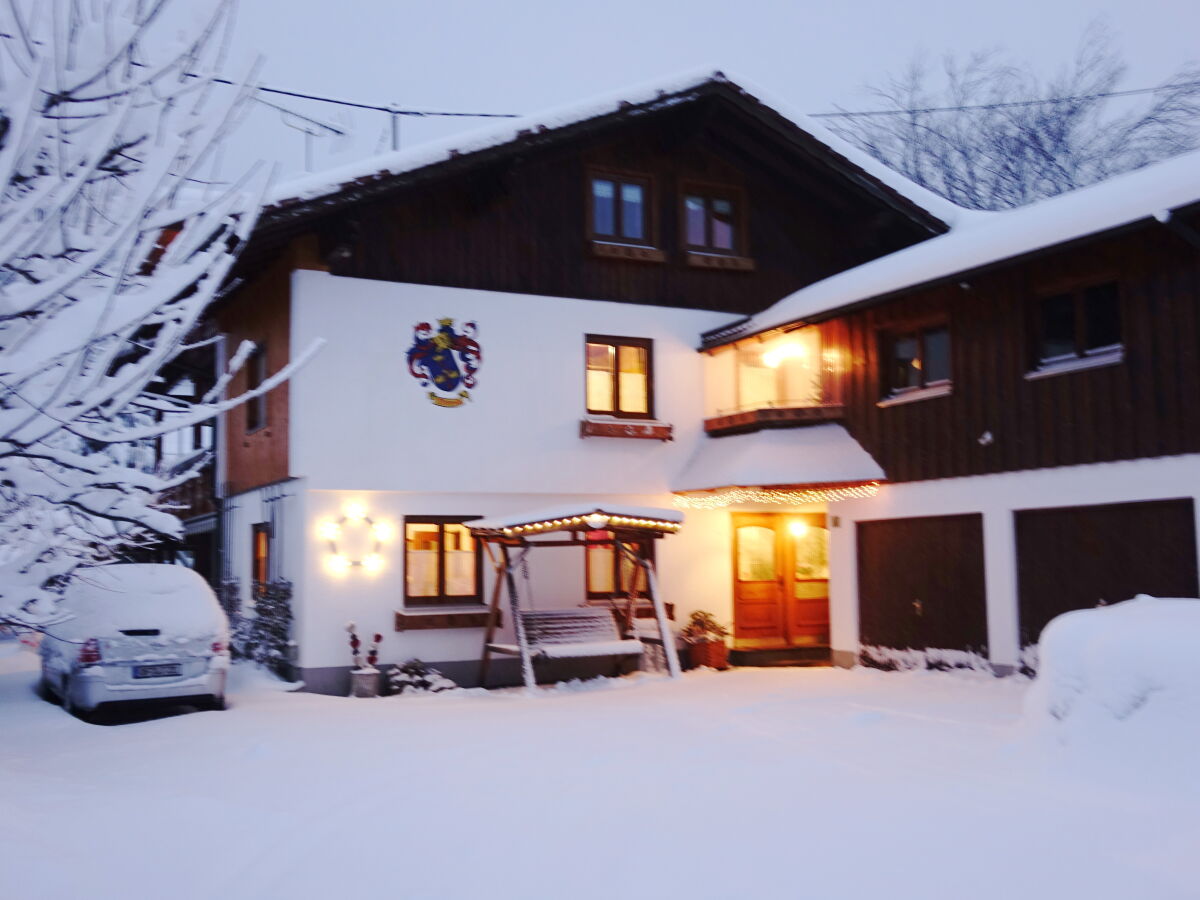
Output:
[[704, 403, 844, 436]]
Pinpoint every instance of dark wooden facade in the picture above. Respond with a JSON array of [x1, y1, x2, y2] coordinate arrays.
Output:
[[243, 89, 943, 318], [808, 215, 1200, 483]]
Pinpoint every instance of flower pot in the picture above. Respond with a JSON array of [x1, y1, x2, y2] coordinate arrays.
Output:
[[350, 667, 380, 698], [687, 640, 729, 670]]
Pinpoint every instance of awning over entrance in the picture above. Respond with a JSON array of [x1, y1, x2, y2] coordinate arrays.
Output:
[[672, 423, 885, 494]]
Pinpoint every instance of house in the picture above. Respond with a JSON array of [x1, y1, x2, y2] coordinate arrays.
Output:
[[190, 70, 1200, 692]]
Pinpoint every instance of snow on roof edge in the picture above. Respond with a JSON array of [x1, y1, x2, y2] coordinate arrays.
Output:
[[266, 67, 974, 230], [468, 504, 684, 532], [727, 147, 1200, 344]]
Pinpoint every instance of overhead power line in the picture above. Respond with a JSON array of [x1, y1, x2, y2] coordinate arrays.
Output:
[[809, 79, 1200, 118]]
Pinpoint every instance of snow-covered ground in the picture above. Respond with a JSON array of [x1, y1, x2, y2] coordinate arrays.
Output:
[[1, 646, 1195, 900]]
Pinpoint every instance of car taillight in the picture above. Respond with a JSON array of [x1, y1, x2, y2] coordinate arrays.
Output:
[[78, 638, 102, 665], [211, 640, 227, 655]]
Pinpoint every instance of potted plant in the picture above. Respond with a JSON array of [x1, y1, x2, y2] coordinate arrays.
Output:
[[680, 611, 731, 670], [346, 622, 382, 697]]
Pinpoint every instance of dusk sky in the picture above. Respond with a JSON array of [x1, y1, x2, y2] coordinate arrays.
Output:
[[209, 0, 1199, 186]]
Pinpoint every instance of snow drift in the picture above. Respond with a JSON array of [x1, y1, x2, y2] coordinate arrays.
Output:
[[1024, 595, 1200, 745]]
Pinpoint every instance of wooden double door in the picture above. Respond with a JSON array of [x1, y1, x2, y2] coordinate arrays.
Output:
[[732, 513, 830, 647]]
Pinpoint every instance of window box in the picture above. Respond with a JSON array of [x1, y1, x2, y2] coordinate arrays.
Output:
[[876, 382, 952, 408], [580, 417, 673, 440], [395, 609, 497, 631], [590, 242, 666, 264], [685, 251, 755, 272]]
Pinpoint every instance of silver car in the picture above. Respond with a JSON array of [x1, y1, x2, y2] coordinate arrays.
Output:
[[40, 564, 230, 719]]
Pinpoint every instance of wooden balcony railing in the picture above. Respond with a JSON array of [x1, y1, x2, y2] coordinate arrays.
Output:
[[704, 404, 845, 436]]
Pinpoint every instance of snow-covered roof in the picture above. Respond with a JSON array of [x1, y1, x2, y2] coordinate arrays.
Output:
[[726, 148, 1200, 344], [673, 423, 885, 493], [52, 564, 225, 639], [266, 69, 972, 230], [468, 504, 683, 535]]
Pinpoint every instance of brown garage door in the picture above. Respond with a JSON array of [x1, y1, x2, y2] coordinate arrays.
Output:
[[1015, 498, 1198, 647], [857, 513, 988, 655]]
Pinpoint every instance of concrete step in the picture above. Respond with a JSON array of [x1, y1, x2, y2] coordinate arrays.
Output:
[[729, 646, 832, 668]]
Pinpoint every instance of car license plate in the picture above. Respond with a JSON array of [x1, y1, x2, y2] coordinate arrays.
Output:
[[133, 663, 182, 679]]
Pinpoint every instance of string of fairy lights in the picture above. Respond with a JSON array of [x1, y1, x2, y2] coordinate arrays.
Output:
[[673, 482, 882, 510]]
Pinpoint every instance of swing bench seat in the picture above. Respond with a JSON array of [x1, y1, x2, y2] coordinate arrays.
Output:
[[486, 608, 644, 660]]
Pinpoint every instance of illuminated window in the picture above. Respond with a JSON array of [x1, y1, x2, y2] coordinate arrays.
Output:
[[683, 189, 740, 253], [404, 516, 481, 606], [1033, 282, 1122, 369], [590, 174, 651, 245], [252, 522, 270, 592], [585, 531, 652, 600], [881, 324, 951, 396], [585, 334, 652, 418]]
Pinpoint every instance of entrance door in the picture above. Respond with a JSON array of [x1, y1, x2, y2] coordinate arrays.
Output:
[[732, 513, 830, 648]]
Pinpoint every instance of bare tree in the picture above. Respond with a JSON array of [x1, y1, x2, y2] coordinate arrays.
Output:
[[828, 26, 1200, 210], [0, 0, 319, 627]]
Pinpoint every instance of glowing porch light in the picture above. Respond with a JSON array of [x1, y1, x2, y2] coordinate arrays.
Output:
[[318, 520, 341, 541], [362, 553, 384, 574], [371, 521, 394, 542], [762, 342, 805, 369], [344, 501, 367, 522], [327, 554, 351, 576], [789, 520, 809, 538]]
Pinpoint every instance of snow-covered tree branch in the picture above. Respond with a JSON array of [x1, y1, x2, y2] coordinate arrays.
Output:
[[828, 25, 1200, 210], [0, 0, 319, 627]]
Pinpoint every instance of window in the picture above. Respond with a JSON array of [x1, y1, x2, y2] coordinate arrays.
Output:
[[404, 516, 482, 606], [585, 531, 653, 600], [589, 174, 650, 245], [1033, 282, 1122, 369], [245, 344, 267, 432], [252, 522, 270, 592], [881, 323, 951, 397], [683, 189, 740, 253], [585, 334, 653, 419]]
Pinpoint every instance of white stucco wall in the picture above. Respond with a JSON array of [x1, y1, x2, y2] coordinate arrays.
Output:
[[288, 271, 731, 495], [827, 453, 1200, 669]]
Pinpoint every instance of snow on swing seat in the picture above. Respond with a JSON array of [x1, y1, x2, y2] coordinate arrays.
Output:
[[486, 608, 644, 660]]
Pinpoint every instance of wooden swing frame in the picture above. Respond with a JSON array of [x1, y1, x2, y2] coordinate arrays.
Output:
[[471, 511, 683, 689]]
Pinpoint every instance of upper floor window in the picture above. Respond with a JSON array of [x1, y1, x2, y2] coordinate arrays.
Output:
[[590, 174, 650, 245], [404, 516, 481, 606], [585, 335, 653, 419], [245, 344, 267, 433], [882, 323, 951, 397], [1033, 282, 1121, 369], [684, 189, 739, 253]]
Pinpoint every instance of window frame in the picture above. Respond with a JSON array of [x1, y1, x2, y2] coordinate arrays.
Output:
[[680, 181, 746, 256], [584, 333, 655, 420], [403, 515, 484, 607], [878, 320, 953, 400], [586, 169, 656, 248], [1029, 280, 1123, 373], [245, 344, 268, 434], [251, 522, 271, 594], [584, 531, 656, 601]]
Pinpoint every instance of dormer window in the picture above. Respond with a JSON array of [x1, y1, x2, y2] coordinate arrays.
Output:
[[682, 183, 753, 271], [590, 174, 650, 244]]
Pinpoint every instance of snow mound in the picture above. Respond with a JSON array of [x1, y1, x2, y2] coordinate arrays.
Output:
[[1023, 596, 1200, 742]]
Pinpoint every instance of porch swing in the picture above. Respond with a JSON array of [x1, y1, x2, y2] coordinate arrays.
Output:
[[469, 505, 684, 689]]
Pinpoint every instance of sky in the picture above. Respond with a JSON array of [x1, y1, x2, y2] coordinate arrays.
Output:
[[206, 0, 1200, 187]]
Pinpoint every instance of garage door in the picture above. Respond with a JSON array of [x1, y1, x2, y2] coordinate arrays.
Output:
[[1015, 498, 1198, 647], [856, 513, 988, 655]]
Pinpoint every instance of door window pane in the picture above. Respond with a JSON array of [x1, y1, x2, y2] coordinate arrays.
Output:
[[620, 183, 645, 241], [592, 179, 615, 236], [586, 342, 615, 412], [923, 326, 951, 383], [1039, 293, 1076, 362], [405, 522, 440, 597], [737, 525, 776, 582], [617, 344, 648, 414], [794, 526, 829, 580], [1084, 283, 1121, 352]]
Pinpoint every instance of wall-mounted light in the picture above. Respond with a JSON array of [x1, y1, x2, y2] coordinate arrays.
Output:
[[319, 503, 389, 575], [789, 520, 809, 538], [762, 342, 805, 369]]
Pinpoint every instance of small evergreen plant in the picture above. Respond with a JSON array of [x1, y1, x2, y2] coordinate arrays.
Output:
[[679, 610, 730, 645]]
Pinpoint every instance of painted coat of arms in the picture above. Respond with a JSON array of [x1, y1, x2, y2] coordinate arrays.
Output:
[[406, 318, 482, 407]]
